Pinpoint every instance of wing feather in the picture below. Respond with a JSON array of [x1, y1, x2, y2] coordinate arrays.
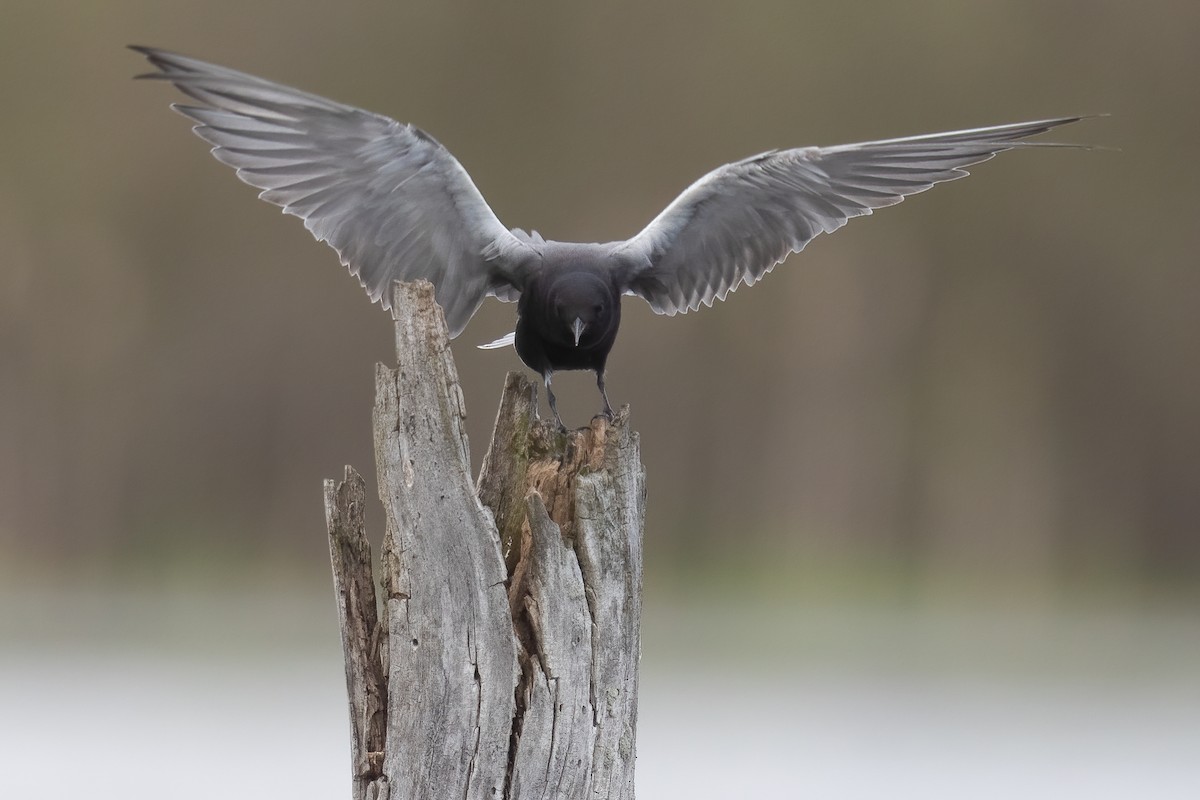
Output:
[[132, 46, 537, 336], [615, 117, 1089, 315]]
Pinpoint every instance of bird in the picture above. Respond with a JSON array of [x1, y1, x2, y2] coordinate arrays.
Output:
[[132, 46, 1091, 430]]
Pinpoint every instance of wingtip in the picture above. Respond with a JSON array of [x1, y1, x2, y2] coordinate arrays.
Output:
[[1050, 112, 1109, 128], [127, 44, 169, 64], [1046, 113, 1112, 128], [128, 45, 176, 79], [129, 44, 159, 78], [128, 44, 188, 60], [1016, 114, 1113, 151]]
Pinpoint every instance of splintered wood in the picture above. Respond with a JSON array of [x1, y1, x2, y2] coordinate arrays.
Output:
[[325, 280, 645, 800]]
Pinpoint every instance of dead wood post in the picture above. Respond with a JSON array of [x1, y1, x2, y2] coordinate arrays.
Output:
[[324, 280, 645, 800]]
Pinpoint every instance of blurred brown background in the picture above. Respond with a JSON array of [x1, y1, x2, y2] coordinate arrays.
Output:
[[3, 0, 1195, 592], [1, 2, 1198, 798]]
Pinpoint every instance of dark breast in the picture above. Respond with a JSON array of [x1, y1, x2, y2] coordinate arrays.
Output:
[[514, 268, 622, 376], [531, 320, 619, 372]]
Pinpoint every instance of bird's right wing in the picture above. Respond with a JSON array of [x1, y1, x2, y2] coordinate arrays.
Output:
[[132, 46, 539, 337], [613, 117, 1087, 316]]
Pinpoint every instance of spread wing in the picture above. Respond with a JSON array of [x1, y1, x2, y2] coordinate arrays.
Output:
[[132, 46, 538, 336], [614, 117, 1087, 315]]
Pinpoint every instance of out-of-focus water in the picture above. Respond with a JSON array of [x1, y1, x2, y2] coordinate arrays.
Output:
[[2, 585, 1197, 799]]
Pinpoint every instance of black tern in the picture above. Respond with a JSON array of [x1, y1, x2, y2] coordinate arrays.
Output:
[[133, 46, 1090, 429]]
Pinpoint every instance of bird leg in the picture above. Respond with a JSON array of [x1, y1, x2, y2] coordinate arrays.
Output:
[[596, 370, 615, 420], [544, 373, 566, 432]]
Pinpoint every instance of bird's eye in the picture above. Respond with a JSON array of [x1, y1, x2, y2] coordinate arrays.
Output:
[[593, 304, 603, 314]]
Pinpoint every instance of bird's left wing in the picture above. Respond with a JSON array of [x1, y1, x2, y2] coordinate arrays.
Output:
[[613, 117, 1088, 316], [132, 46, 538, 336]]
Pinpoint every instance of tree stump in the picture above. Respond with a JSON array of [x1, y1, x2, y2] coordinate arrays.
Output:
[[324, 281, 645, 800]]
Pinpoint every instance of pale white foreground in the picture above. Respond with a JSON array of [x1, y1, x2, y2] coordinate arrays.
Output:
[[1, 587, 1196, 799]]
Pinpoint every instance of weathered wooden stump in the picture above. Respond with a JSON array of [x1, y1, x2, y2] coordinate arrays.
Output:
[[324, 281, 645, 800]]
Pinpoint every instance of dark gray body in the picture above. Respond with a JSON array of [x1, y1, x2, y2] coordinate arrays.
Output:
[[514, 276, 621, 377], [512, 245, 624, 424]]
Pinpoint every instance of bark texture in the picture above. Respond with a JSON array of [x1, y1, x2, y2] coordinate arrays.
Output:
[[325, 280, 645, 800], [324, 466, 386, 800]]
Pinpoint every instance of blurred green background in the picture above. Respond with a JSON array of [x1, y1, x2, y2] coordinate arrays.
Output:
[[2, 1, 1198, 798]]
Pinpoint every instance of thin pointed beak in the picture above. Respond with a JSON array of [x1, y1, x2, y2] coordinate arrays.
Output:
[[572, 317, 586, 347]]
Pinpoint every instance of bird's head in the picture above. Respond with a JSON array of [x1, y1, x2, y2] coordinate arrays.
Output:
[[550, 276, 612, 347]]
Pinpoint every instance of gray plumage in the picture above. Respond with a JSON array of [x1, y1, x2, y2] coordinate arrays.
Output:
[[133, 46, 1090, 426], [132, 45, 535, 336]]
